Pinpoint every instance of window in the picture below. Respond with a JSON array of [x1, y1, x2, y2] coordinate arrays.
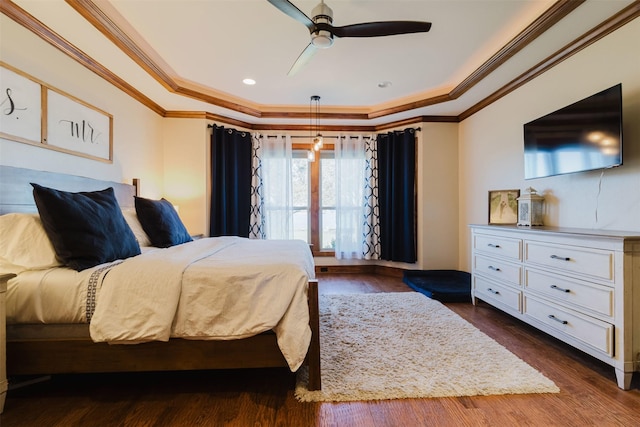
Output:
[[292, 151, 310, 242], [264, 139, 369, 257], [291, 145, 335, 255], [320, 152, 335, 250]]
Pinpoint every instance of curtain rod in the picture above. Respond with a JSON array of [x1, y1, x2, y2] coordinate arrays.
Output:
[[259, 127, 420, 139], [262, 135, 371, 139], [207, 124, 421, 134]]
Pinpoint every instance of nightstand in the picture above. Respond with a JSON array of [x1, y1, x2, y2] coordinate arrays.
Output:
[[0, 273, 15, 414]]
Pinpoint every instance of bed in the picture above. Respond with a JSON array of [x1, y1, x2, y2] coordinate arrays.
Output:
[[0, 165, 321, 408]]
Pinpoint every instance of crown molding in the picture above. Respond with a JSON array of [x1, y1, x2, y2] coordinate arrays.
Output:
[[60, 0, 582, 120], [3, 0, 637, 128], [460, 0, 640, 120], [0, 0, 166, 116], [450, 0, 585, 100], [165, 111, 458, 132]]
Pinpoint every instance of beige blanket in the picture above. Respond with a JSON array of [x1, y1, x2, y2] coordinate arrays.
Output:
[[86, 237, 312, 371]]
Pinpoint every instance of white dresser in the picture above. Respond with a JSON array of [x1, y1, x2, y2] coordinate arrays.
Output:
[[470, 224, 640, 390]]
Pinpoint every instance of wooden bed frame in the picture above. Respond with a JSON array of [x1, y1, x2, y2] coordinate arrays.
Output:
[[0, 165, 321, 391]]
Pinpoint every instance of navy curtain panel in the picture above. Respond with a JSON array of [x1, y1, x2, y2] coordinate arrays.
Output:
[[209, 125, 252, 237], [377, 128, 417, 263]]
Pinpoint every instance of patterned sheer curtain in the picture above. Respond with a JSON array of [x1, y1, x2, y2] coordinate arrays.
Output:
[[334, 134, 379, 259], [249, 133, 265, 239], [363, 136, 381, 259], [252, 134, 294, 239]]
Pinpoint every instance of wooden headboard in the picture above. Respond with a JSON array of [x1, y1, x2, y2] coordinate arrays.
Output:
[[0, 165, 137, 214]]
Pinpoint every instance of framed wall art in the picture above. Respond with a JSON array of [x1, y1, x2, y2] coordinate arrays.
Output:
[[488, 189, 520, 225], [46, 88, 112, 162], [0, 64, 42, 145], [1, 62, 113, 163]]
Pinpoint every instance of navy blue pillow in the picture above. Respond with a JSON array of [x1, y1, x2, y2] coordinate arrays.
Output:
[[134, 196, 192, 248], [31, 183, 141, 271]]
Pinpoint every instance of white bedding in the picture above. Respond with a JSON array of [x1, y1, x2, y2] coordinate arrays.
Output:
[[6, 237, 315, 371]]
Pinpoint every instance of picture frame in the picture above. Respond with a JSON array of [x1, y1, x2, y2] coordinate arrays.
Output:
[[488, 189, 520, 225], [46, 88, 113, 162], [0, 64, 42, 145], [1, 62, 113, 163]]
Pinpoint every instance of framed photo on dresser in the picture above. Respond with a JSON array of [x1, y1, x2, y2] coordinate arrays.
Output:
[[488, 189, 519, 225]]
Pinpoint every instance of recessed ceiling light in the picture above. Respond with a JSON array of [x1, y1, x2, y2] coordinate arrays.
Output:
[[243, 78, 256, 85], [378, 81, 392, 88]]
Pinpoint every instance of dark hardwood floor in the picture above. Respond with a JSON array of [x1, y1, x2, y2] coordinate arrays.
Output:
[[3, 273, 640, 426]]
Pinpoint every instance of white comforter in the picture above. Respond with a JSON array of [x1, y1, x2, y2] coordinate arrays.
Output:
[[9, 237, 315, 371]]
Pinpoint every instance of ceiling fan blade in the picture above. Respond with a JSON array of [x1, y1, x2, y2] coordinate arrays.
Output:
[[288, 43, 317, 76], [267, 0, 314, 30], [330, 21, 432, 38]]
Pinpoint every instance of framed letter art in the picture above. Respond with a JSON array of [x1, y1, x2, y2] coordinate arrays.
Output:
[[488, 189, 520, 225], [0, 64, 42, 145], [45, 88, 113, 162], [1, 62, 113, 163]]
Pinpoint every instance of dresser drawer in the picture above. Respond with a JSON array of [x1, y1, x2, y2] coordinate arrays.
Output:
[[474, 255, 522, 286], [525, 269, 614, 318], [524, 241, 614, 281], [474, 276, 521, 312], [474, 234, 521, 261], [524, 295, 613, 356]]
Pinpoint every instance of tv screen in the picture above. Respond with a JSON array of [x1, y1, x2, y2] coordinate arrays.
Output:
[[523, 83, 622, 180]]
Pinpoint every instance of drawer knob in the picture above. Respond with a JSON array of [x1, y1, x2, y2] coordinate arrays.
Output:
[[550, 284, 571, 293], [487, 288, 500, 295], [550, 254, 571, 261], [487, 243, 501, 248], [488, 265, 501, 272], [548, 314, 568, 325]]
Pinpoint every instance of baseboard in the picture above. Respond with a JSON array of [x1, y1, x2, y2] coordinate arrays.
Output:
[[373, 265, 405, 278], [316, 265, 374, 274], [315, 265, 404, 277]]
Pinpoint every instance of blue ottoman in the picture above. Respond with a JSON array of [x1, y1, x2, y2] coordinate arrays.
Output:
[[402, 270, 471, 303]]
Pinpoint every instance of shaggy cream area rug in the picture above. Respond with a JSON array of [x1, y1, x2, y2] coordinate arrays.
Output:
[[295, 292, 559, 402]]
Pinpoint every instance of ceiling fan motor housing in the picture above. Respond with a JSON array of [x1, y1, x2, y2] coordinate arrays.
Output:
[[311, 1, 334, 48]]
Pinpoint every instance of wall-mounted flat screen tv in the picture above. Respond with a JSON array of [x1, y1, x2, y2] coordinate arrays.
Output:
[[523, 83, 622, 180]]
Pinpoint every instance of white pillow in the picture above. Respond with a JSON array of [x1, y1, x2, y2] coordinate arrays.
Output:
[[121, 209, 152, 247], [0, 213, 62, 273]]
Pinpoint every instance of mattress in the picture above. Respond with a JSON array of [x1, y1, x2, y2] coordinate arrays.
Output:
[[6, 246, 158, 324]]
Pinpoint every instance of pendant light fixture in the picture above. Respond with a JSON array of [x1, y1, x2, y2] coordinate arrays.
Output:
[[311, 95, 323, 151], [307, 96, 316, 161]]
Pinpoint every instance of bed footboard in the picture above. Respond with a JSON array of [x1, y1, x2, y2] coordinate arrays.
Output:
[[307, 279, 321, 391]]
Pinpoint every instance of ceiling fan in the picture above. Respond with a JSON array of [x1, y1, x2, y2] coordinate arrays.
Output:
[[267, 0, 432, 75]]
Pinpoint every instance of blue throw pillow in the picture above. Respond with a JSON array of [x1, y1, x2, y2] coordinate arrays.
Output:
[[31, 183, 141, 271], [134, 196, 193, 248]]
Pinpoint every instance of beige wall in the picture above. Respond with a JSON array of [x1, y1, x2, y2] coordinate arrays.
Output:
[[161, 118, 210, 235], [458, 18, 640, 272], [419, 122, 459, 269], [0, 15, 165, 197]]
